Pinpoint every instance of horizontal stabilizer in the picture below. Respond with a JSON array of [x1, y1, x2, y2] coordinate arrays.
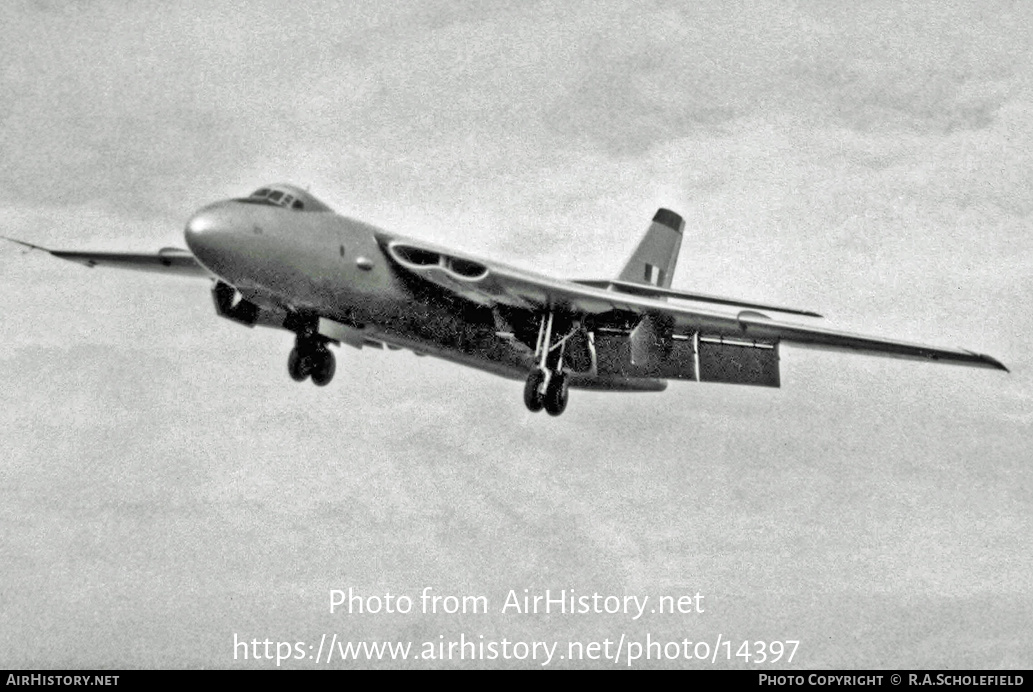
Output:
[[573, 279, 822, 318]]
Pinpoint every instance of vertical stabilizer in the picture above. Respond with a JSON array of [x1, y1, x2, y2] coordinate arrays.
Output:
[[617, 208, 684, 289]]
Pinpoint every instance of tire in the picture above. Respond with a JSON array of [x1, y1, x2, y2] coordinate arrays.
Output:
[[544, 373, 569, 417], [523, 369, 546, 412], [310, 348, 336, 387], [287, 347, 310, 382]]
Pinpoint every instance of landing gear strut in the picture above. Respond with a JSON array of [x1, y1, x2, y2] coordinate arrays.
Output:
[[524, 312, 570, 416], [286, 323, 337, 387]]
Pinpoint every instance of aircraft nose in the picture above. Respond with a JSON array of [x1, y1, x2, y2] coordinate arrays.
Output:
[[184, 209, 216, 239], [185, 203, 227, 243], [184, 202, 243, 276]]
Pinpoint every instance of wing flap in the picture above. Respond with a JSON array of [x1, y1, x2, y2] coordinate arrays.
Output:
[[698, 337, 781, 386]]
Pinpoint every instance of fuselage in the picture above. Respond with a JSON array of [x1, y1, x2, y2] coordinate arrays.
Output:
[[183, 193, 537, 381]]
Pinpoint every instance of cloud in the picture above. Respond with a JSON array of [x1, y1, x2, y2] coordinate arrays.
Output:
[[1, 0, 1031, 669]]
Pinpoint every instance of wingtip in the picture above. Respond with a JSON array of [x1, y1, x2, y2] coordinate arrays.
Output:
[[965, 350, 1009, 373], [0, 235, 51, 253], [989, 357, 1010, 373]]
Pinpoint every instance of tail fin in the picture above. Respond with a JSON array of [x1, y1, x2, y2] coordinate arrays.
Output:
[[617, 208, 684, 289]]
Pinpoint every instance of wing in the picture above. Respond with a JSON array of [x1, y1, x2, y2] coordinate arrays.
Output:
[[377, 232, 1008, 373], [1, 236, 210, 278]]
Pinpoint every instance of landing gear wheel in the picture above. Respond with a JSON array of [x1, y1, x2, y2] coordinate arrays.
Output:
[[287, 347, 311, 382], [543, 373, 569, 417], [310, 347, 336, 387], [523, 369, 546, 412]]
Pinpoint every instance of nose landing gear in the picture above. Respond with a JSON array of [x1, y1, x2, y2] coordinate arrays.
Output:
[[285, 315, 337, 387], [287, 339, 336, 386]]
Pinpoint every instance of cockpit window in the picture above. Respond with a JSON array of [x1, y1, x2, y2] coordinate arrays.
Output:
[[238, 184, 332, 212]]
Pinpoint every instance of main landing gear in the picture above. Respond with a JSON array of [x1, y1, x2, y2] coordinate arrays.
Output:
[[523, 312, 570, 417], [287, 333, 336, 387]]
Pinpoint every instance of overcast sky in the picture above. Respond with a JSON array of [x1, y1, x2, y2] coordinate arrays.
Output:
[[1, 0, 1031, 669]]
